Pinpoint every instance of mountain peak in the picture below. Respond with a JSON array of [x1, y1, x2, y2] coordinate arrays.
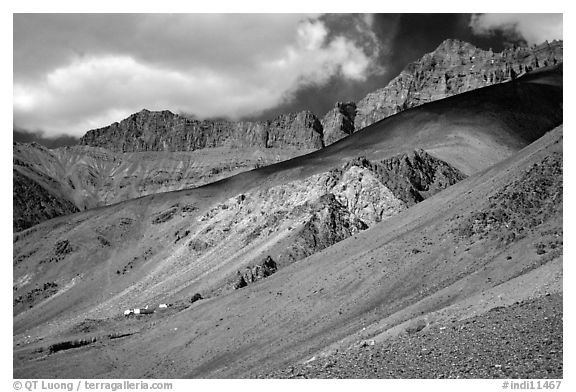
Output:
[[354, 38, 563, 130], [131, 108, 175, 118], [434, 38, 477, 52]]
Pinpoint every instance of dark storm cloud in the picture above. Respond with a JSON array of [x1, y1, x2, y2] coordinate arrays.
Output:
[[251, 14, 479, 120], [252, 13, 562, 122]]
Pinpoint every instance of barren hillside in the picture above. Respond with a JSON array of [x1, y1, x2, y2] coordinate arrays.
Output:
[[13, 66, 562, 378]]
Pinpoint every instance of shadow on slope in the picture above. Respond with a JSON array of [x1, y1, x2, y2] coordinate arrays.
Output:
[[195, 65, 562, 199]]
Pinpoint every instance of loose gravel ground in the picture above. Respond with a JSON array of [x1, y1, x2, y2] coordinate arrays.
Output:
[[265, 293, 562, 379]]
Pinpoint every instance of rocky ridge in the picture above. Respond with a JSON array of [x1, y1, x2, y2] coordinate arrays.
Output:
[[77, 39, 563, 154], [354, 39, 563, 130], [343, 150, 468, 206], [233, 256, 278, 289], [80, 110, 324, 152]]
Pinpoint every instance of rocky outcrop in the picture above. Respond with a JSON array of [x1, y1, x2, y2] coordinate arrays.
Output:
[[13, 281, 59, 312], [190, 293, 203, 303], [80, 109, 324, 152], [321, 102, 357, 146], [348, 149, 468, 206], [455, 151, 562, 248], [233, 256, 278, 289], [330, 165, 406, 225], [354, 39, 563, 130], [277, 193, 369, 263], [282, 150, 466, 263]]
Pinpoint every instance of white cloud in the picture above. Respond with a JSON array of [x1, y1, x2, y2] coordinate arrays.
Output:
[[14, 55, 278, 134], [470, 14, 563, 45], [297, 19, 328, 50], [14, 14, 382, 137]]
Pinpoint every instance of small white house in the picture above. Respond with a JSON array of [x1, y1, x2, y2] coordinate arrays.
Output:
[[124, 306, 157, 316]]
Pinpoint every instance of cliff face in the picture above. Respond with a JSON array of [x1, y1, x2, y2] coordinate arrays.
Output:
[[321, 102, 357, 146], [80, 109, 324, 152], [354, 39, 563, 130]]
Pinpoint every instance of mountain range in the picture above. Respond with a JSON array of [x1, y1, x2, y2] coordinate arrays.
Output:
[[13, 39, 563, 379], [13, 39, 562, 231]]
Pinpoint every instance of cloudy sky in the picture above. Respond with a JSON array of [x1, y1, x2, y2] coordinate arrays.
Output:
[[13, 13, 563, 147]]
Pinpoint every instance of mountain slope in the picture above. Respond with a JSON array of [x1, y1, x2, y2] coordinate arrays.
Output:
[[266, 293, 562, 378], [13, 167, 79, 232], [12, 142, 313, 230], [14, 123, 562, 378], [13, 68, 562, 378], [13, 109, 324, 231]]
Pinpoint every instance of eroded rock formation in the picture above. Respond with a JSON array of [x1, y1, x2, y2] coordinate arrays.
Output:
[[347, 149, 468, 206], [184, 150, 466, 288], [80, 110, 324, 152]]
